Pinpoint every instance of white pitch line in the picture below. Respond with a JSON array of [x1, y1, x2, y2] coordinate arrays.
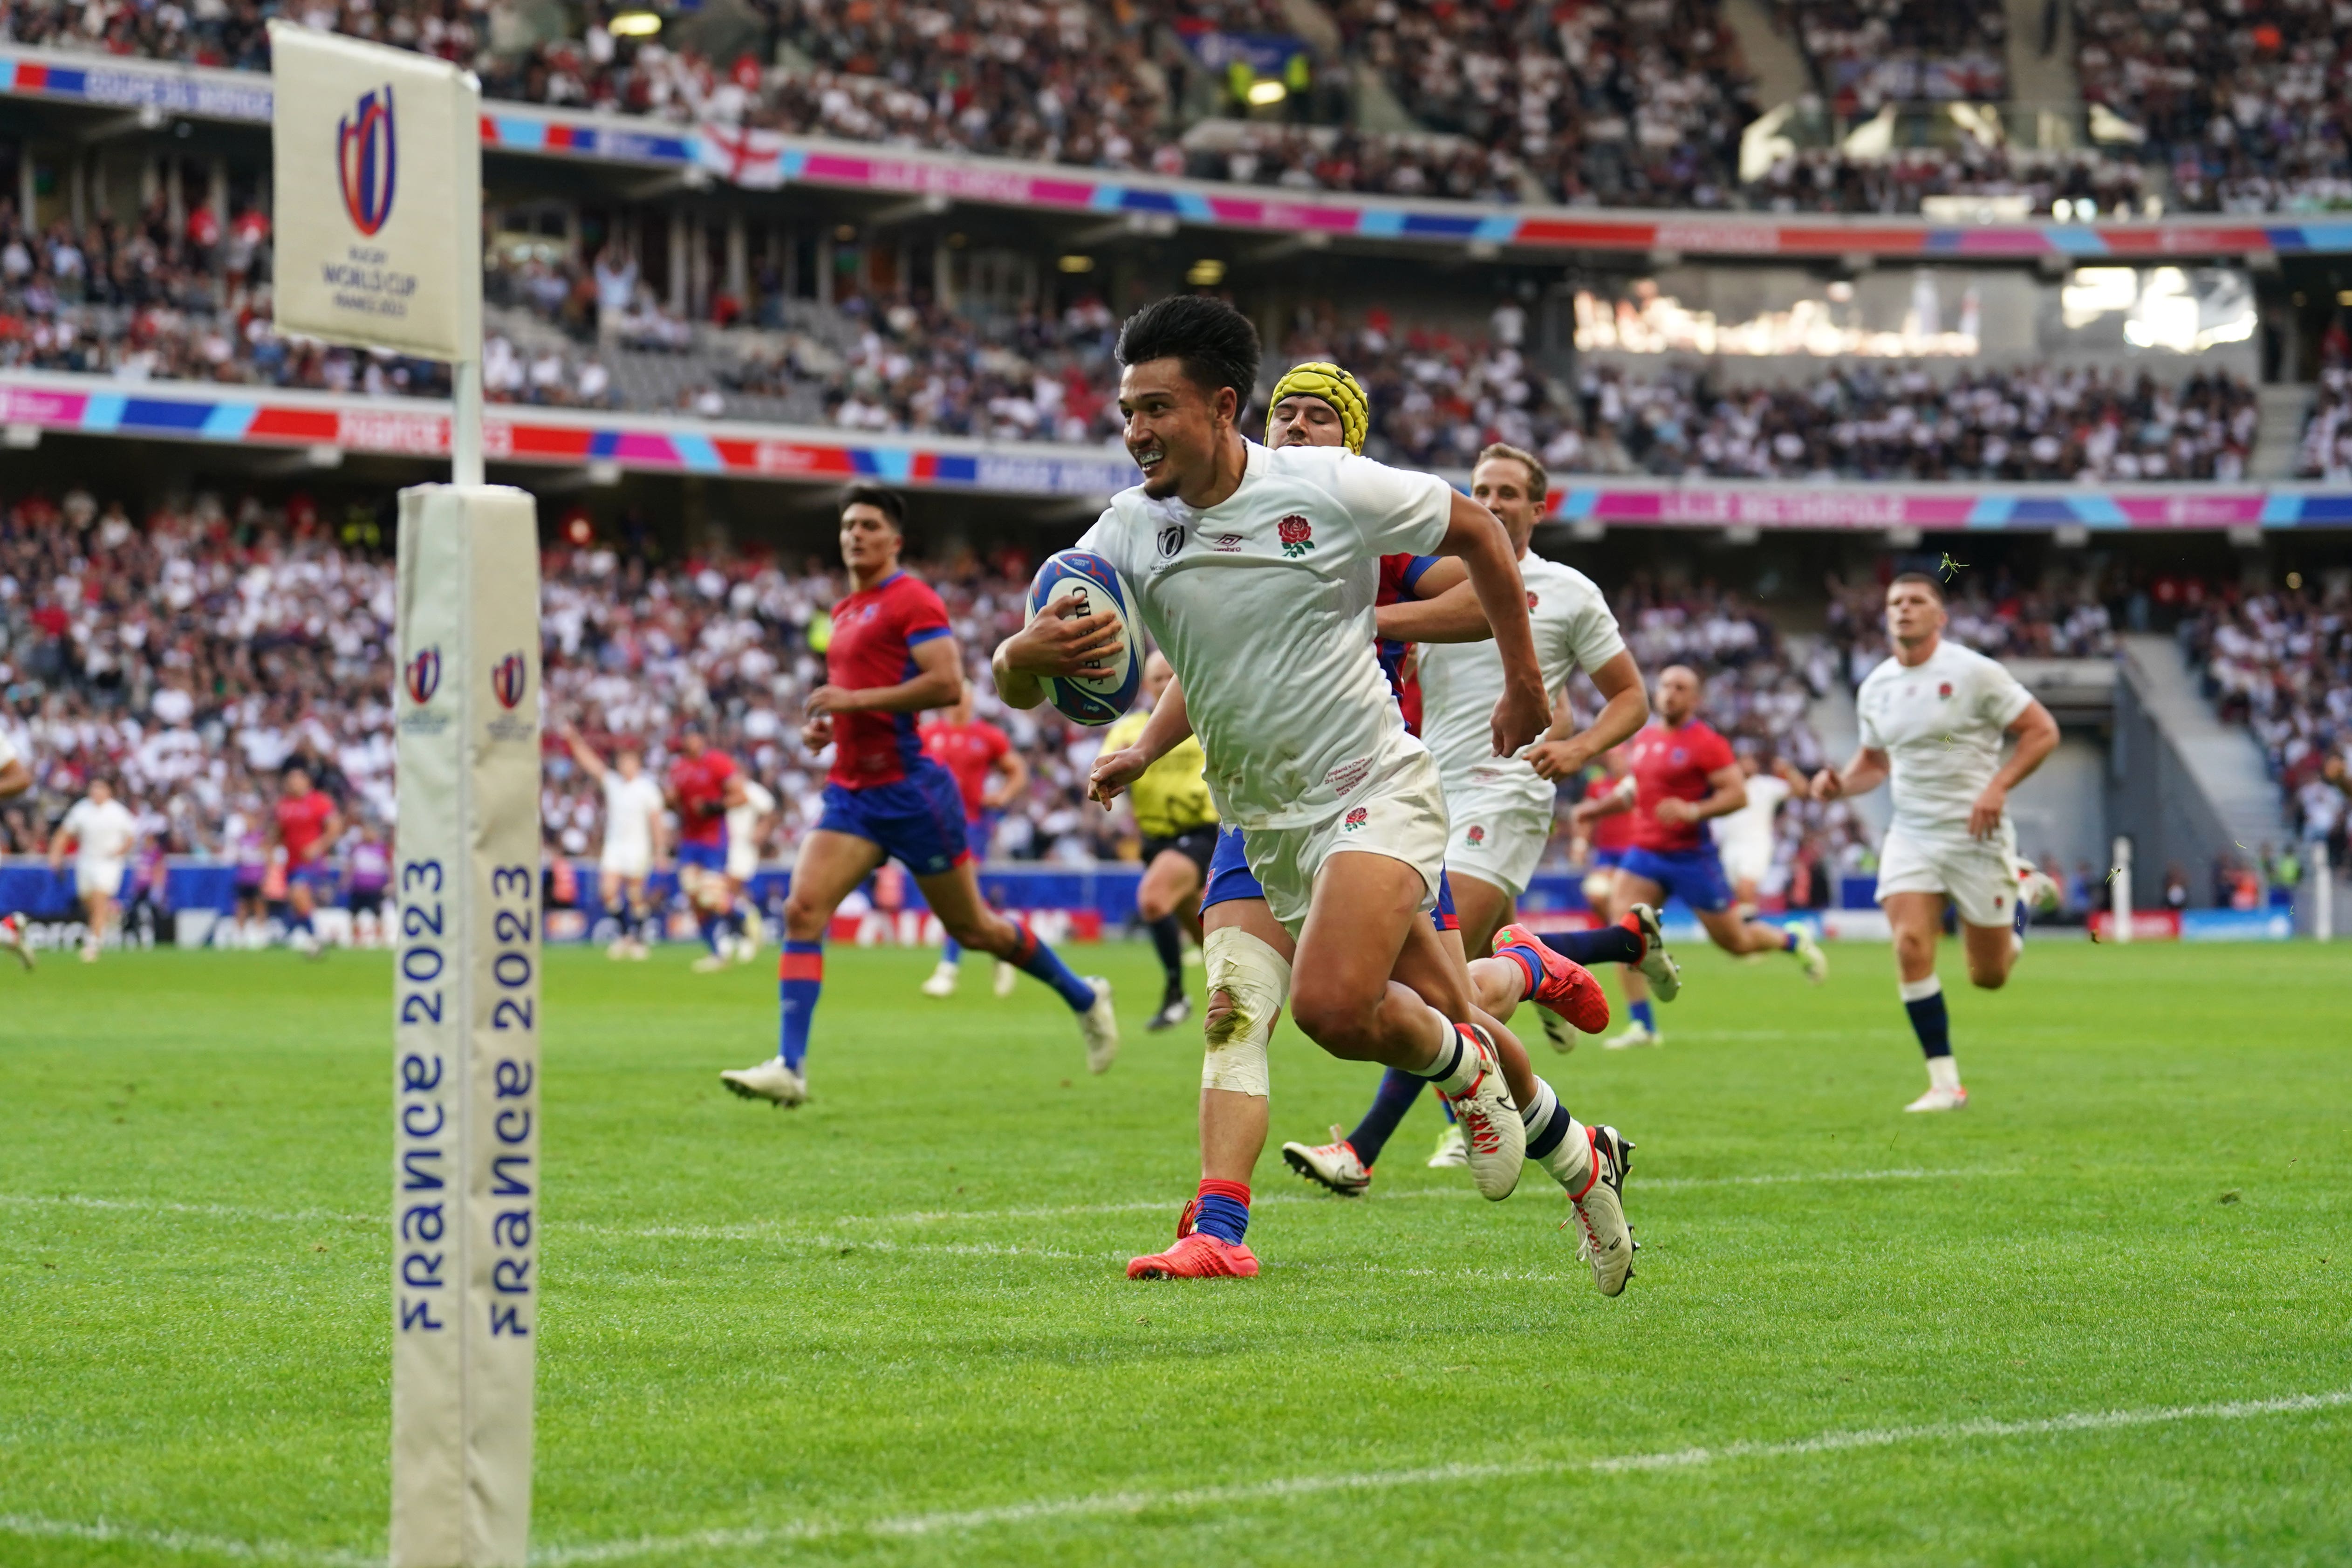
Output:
[[531, 1387, 2352, 1564], [0, 1168, 2016, 1247], [6, 1389, 2343, 1568]]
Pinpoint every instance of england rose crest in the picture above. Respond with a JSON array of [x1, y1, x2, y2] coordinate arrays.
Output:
[[1343, 806, 1368, 832], [1467, 824, 1485, 845], [1277, 514, 1315, 558]]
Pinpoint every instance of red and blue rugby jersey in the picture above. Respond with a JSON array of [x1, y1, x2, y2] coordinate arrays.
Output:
[[1375, 553, 1443, 737], [826, 570, 955, 787]]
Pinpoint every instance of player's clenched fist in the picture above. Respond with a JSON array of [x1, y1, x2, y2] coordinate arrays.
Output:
[[1810, 767, 1844, 802], [1000, 594, 1125, 681], [1489, 677, 1550, 760]]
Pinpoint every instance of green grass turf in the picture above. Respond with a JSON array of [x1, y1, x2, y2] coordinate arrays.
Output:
[[2, 936, 2348, 1566]]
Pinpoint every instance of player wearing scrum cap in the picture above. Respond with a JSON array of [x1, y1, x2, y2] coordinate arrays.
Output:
[[1011, 327, 1633, 1293], [1812, 572, 2060, 1112]]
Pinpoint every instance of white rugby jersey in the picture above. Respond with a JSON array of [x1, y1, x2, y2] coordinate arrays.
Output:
[[1418, 552, 1625, 808], [1856, 637, 2033, 839], [1712, 770, 1791, 856], [62, 796, 138, 865], [1076, 440, 1451, 830], [726, 778, 777, 838], [0, 725, 18, 772], [601, 772, 667, 857]]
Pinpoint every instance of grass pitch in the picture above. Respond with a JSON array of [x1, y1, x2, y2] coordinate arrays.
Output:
[[2, 935, 2348, 1566]]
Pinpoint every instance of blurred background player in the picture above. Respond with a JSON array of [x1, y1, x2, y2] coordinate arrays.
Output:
[[0, 722, 30, 966], [666, 724, 745, 973], [721, 772, 779, 962], [346, 822, 391, 948], [271, 764, 342, 959], [1573, 665, 1827, 1048], [917, 693, 1029, 1000], [48, 775, 139, 963], [564, 723, 668, 959], [1098, 650, 1218, 1031], [1812, 573, 2059, 1112], [722, 482, 1116, 1110], [1715, 749, 1810, 918]]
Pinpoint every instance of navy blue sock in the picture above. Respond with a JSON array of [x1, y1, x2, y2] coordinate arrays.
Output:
[[1344, 1068, 1426, 1168], [1544, 925, 1641, 967], [1902, 979, 1951, 1058], [697, 911, 723, 954], [1630, 998, 1656, 1033], [1006, 919, 1098, 1011], [1193, 1179, 1250, 1245]]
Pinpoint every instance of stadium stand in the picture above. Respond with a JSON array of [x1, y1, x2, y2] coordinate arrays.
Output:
[[1775, 0, 2007, 112], [2184, 582, 2352, 854]]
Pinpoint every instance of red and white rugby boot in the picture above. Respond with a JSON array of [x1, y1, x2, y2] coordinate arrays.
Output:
[[1493, 923, 1611, 1035], [1439, 1023, 1524, 1201], [1281, 1125, 1372, 1196], [1624, 902, 1682, 1002], [1127, 1232, 1259, 1279], [1564, 1123, 1637, 1297], [0, 913, 32, 971]]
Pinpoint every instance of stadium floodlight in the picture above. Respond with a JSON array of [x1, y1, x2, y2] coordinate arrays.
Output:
[[269, 23, 543, 1567], [1059, 254, 1096, 273], [1187, 258, 1227, 286], [1247, 79, 1288, 106], [608, 10, 663, 35]]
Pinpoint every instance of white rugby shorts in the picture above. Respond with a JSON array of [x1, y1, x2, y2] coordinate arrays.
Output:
[[1717, 832, 1775, 890], [1439, 771, 1552, 898], [1874, 821, 2017, 929], [75, 859, 126, 899], [600, 845, 652, 881], [724, 842, 760, 882], [1243, 748, 1450, 937]]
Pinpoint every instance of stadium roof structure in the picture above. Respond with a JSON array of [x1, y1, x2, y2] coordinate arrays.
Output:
[[8, 369, 2348, 529], [5, 45, 2349, 263]]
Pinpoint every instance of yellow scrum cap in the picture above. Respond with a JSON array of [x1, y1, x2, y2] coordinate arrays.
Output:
[[1268, 361, 1369, 454]]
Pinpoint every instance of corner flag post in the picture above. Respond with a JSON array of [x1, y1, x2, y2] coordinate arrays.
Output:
[[270, 25, 536, 1565]]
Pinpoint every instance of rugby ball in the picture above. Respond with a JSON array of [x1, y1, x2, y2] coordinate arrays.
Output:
[[1024, 549, 1140, 726]]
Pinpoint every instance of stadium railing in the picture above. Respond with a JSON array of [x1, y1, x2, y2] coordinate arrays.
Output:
[[5, 45, 2349, 261]]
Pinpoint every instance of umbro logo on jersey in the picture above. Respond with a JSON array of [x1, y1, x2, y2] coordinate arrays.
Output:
[[1211, 534, 1244, 553], [1157, 525, 1184, 558]]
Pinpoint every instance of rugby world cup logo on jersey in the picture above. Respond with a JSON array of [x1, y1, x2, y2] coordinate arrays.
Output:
[[1277, 514, 1315, 558], [336, 86, 398, 237]]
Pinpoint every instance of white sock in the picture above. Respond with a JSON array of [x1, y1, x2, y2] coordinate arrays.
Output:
[[1927, 1055, 1962, 1092], [1522, 1077, 1595, 1192], [1407, 1010, 1481, 1095]]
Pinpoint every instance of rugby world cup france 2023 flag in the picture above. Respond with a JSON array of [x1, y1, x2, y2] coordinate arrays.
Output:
[[267, 21, 480, 362]]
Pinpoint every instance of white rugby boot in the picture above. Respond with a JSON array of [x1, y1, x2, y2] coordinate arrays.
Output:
[[920, 960, 960, 998], [1282, 1125, 1372, 1197], [720, 1057, 808, 1108], [0, 913, 32, 971], [1904, 1084, 1969, 1113], [993, 959, 1019, 998], [1625, 903, 1682, 1002], [1601, 1020, 1661, 1050], [1079, 977, 1119, 1074], [1427, 1123, 1469, 1168], [1565, 1123, 1638, 1297], [1437, 1024, 1524, 1200], [1790, 926, 1829, 985]]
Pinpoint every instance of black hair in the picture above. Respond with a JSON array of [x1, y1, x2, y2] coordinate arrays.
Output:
[[1115, 295, 1262, 406], [839, 481, 906, 530], [1889, 569, 1947, 603]]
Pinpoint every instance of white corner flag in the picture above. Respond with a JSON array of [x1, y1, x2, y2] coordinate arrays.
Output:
[[269, 23, 539, 1567]]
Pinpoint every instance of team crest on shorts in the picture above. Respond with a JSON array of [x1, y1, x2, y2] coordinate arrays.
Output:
[[1343, 806, 1368, 832], [1467, 824, 1486, 844], [1938, 682, 1954, 698], [1277, 515, 1315, 558], [1527, 590, 1539, 609]]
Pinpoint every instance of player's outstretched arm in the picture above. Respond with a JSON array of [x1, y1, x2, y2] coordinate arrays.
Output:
[[1375, 559, 1486, 644], [1971, 698, 2060, 839], [1569, 776, 1637, 827], [0, 758, 30, 799], [1435, 493, 1545, 753], [1090, 673, 1194, 805], [992, 594, 1123, 710], [986, 745, 1031, 810], [561, 724, 610, 782], [1527, 650, 1649, 780], [812, 635, 965, 719], [1812, 746, 1890, 803]]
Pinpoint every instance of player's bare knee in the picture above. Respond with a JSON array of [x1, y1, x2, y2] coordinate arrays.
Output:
[[780, 894, 830, 942], [1969, 962, 2009, 991], [1135, 888, 1174, 924], [1288, 984, 1378, 1059], [941, 912, 999, 952]]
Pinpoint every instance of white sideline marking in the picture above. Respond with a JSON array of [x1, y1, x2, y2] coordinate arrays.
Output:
[[532, 1388, 2352, 1564], [4, 1392, 2344, 1566], [0, 1168, 2016, 1246]]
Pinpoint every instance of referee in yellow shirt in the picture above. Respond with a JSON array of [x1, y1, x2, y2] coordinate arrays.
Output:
[[1101, 650, 1219, 1031]]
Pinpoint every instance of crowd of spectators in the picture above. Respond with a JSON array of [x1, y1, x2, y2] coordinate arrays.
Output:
[[2297, 362, 2352, 481], [1563, 362, 2260, 482], [1776, 0, 2007, 114], [2074, 0, 2352, 215], [2186, 580, 2352, 849], [1823, 564, 2121, 686], [1743, 145, 2153, 218]]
